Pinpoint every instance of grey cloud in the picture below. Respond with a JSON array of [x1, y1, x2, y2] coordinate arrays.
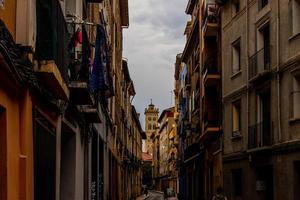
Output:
[[124, 0, 188, 127]]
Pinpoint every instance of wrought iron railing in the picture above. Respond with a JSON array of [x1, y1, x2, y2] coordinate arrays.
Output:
[[67, 23, 91, 82], [35, 0, 70, 83], [248, 121, 272, 149], [202, 59, 219, 76], [202, 3, 220, 28], [249, 46, 271, 80]]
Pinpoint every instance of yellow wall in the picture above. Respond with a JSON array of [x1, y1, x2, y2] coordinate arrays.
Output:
[[0, 0, 17, 39], [0, 88, 34, 200]]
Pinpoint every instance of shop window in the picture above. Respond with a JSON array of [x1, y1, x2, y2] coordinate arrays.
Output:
[[0, 106, 7, 200], [292, 0, 300, 35], [292, 76, 300, 119], [232, 100, 241, 136], [232, 39, 241, 74], [258, 0, 268, 10], [232, 169, 242, 198]]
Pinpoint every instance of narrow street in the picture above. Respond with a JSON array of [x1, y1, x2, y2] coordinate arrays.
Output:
[[1, 0, 300, 199], [137, 191, 164, 200]]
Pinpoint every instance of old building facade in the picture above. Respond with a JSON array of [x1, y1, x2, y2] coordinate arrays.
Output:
[[151, 107, 179, 193], [176, 0, 223, 199], [0, 0, 144, 200], [221, 0, 300, 200]]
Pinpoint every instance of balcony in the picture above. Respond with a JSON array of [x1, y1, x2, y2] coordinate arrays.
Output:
[[248, 122, 273, 150], [34, 0, 70, 100], [200, 87, 221, 143], [202, 60, 221, 86], [249, 46, 271, 82], [202, 3, 220, 36], [67, 23, 95, 106], [77, 105, 101, 123]]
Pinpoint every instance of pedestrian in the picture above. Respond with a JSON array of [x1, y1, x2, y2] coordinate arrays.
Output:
[[212, 187, 227, 200]]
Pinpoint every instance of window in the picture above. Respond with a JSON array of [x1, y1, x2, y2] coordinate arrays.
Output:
[[232, 0, 240, 15], [257, 23, 270, 67], [232, 39, 241, 74], [148, 117, 152, 121], [148, 124, 151, 130], [292, 76, 300, 119], [292, 0, 300, 35], [232, 100, 241, 136], [0, 106, 7, 200], [258, 0, 268, 10], [232, 169, 242, 197]]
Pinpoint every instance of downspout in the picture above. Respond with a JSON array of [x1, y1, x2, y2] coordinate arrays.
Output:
[[246, 0, 249, 149], [276, 0, 282, 142]]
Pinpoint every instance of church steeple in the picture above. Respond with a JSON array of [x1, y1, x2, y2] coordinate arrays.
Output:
[[144, 101, 159, 154]]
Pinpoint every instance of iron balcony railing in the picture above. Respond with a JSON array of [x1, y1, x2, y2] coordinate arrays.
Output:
[[202, 3, 220, 28], [67, 23, 91, 82], [248, 121, 273, 149], [249, 46, 271, 80], [35, 0, 70, 83], [202, 59, 219, 76]]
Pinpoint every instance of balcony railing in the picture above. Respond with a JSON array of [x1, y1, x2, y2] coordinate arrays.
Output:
[[35, 0, 70, 83], [202, 59, 219, 75], [249, 46, 271, 80], [202, 3, 219, 28], [248, 122, 273, 149], [67, 23, 91, 82]]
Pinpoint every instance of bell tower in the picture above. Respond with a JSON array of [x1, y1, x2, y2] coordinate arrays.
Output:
[[144, 100, 159, 155]]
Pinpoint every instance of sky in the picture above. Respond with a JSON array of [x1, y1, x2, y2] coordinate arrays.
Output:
[[123, 0, 189, 128]]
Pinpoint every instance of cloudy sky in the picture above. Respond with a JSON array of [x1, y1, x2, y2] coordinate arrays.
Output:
[[123, 0, 189, 127]]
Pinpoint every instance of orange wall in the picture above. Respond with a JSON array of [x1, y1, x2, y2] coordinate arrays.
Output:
[[0, 88, 34, 200], [0, 0, 16, 39]]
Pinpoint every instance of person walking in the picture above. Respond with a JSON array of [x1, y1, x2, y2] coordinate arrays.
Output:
[[212, 187, 228, 200]]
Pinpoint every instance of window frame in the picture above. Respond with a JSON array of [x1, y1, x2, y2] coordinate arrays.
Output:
[[291, 74, 300, 120], [258, 0, 269, 11], [232, 99, 242, 137], [291, 0, 300, 36], [232, 0, 240, 15], [232, 38, 241, 74]]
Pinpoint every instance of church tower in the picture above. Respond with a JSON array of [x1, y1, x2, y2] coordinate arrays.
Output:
[[144, 100, 159, 155]]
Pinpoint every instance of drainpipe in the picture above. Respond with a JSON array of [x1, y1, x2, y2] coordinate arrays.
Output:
[[246, 0, 249, 149], [276, 0, 282, 142]]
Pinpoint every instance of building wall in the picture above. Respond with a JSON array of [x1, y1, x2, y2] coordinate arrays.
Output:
[[0, 0, 16, 38], [0, 88, 34, 200], [222, 0, 300, 200]]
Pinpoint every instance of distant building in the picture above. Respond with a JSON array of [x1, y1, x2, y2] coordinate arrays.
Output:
[[153, 107, 179, 193], [144, 102, 159, 155]]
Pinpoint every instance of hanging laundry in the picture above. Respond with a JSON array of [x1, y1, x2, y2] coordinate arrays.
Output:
[[90, 25, 110, 94], [69, 28, 82, 50]]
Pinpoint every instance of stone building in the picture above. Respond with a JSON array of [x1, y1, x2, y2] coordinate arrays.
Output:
[[0, 0, 144, 200], [221, 0, 300, 200], [144, 102, 159, 155], [177, 0, 223, 199], [154, 107, 179, 193]]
